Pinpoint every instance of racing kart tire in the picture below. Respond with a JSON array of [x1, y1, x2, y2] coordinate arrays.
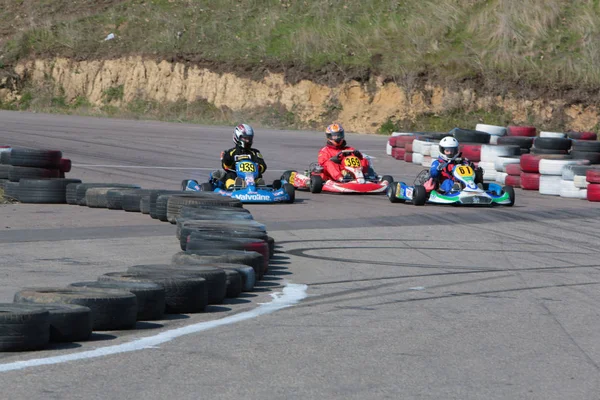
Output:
[[309, 175, 323, 193], [502, 185, 516, 206], [283, 183, 295, 203], [272, 180, 282, 189], [381, 175, 394, 186], [280, 170, 296, 185], [387, 182, 405, 203], [199, 183, 214, 192], [412, 185, 428, 206]]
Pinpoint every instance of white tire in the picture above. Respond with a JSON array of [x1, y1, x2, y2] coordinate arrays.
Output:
[[539, 175, 562, 195], [539, 159, 589, 176], [573, 175, 589, 189], [391, 132, 415, 136], [495, 172, 508, 184], [386, 142, 393, 156], [540, 131, 567, 138], [494, 156, 521, 172], [412, 152, 424, 164], [480, 144, 520, 163], [476, 124, 507, 136], [430, 145, 440, 159], [421, 156, 433, 167], [559, 179, 587, 199], [412, 140, 426, 155]]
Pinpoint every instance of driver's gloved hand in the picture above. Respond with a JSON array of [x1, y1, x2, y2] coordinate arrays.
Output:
[[352, 150, 362, 158]]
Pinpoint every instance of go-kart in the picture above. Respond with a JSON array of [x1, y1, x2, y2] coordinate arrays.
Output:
[[281, 150, 393, 194], [182, 159, 295, 204], [387, 158, 515, 206]]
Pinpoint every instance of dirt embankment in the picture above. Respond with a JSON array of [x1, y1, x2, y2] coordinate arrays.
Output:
[[4, 56, 600, 133]]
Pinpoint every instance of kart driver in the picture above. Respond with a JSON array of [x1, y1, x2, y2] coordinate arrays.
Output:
[[216, 124, 267, 188], [318, 123, 372, 182], [430, 136, 481, 193]]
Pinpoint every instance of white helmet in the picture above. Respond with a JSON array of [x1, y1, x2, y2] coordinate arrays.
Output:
[[438, 136, 459, 161], [233, 124, 254, 149]]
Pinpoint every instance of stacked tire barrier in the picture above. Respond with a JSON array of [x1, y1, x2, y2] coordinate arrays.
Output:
[[386, 126, 600, 202], [0, 149, 280, 351]]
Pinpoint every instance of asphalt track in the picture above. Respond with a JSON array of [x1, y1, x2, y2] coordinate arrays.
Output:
[[0, 110, 599, 399]]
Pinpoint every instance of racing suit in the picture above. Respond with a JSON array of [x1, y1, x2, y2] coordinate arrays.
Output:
[[318, 144, 370, 181], [430, 156, 479, 193], [220, 146, 267, 182]]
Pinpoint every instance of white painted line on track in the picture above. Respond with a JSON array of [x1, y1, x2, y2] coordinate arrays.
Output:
[[0, 283, 308, 373]]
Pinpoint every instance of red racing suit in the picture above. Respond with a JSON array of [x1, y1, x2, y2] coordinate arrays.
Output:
[[318, 144, 370, 181]]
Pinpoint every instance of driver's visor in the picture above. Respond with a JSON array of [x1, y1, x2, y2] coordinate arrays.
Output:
[[330, 132, 344, 141]]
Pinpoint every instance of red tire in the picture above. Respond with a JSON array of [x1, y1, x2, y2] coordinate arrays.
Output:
[[405, 142, 413, 153], [569, 131, 597, 141], [59, 158, 71, 173], [505, 175, 521, 187], [587, 169, 600, 184], [520, 154, 542, 173], [460, 144, 482, 162], [391, 147, 406, 160], [404, 152, 413, 163], [505, 163, 522, 176], [588, 183, 600, 201], [388, 137, 398, 147], [508, 126, 536, 137], [395, 135, 415, 148], [520, 172, 540, 190]]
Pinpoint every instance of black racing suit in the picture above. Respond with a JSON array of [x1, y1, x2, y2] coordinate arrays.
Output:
[[220, 146, 267, 182]]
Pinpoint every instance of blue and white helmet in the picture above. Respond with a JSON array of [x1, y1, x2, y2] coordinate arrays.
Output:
[[233, 124, 254, 149]]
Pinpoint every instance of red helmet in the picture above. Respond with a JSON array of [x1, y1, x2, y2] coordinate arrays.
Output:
[[326, 123, 346, 148]]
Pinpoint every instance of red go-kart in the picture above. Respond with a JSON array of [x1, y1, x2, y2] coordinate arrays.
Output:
[[281, 150, 393, 193]]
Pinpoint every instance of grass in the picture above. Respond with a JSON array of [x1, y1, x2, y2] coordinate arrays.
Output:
[[1, 0, 600, 90]]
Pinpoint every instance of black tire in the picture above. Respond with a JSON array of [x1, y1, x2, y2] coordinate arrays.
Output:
[[17, 178, 82, 204], [98, 271, 208, 314], [380, 175, 394, 185], [140, 195, 150, 214], [572, 140, 600, 152], [172, 250, 265, 281], [75, 183, 141, 206], [3, 181, 19, 201], [0, 304, 50, 351], [8, 166, 60, 182], [283, 183, 295, 203], [178, 222, 267, 252], [412, 185, 428, 206], [223, 269, 243, 298], [14, 287, 138, 331], [533, 137, 572, 151], [68, 281, 166, 321], [66, 182, 82, 204], [0, 151, 11, 165], [166, 193, 242, 223], [36, 303, 93, 343], [0, 165, 9, 179], [199, 182, 214, 192], [9, 149, 62, 169], [309, 175, 323, 193], [497, 136, 534, 149], [450, 128, 490, 144], [502, 185, 516, 206], [387, 182, 404, 203], [530, 147, 569, 155], [126, 264, 227, 305], [149, 190, 184, 219], [121, 189, 154, 212], [570, 150, 600, 164], [272, 180, 282, 189], [220, 265, 256, 292]]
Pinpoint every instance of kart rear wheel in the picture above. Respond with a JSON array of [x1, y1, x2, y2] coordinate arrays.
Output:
[[272, 180, 282, 189], [281, 170, 296, 184], [199, 183, 213, 192], [412, 185, 428, 206], [309, 175, 323, 193], [502, 185, 515, 206], [283, 183, 295, 203], [387, 182, 404, 203], [381, 175, 394, 185]]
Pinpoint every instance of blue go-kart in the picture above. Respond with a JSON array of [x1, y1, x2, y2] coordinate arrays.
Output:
[[182, 160, 295, 204]]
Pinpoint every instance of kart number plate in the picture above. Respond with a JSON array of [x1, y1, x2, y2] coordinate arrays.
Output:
[[456, 166, 473, 177], [344, 156, 361, 168], [239, 162, 256, 173]]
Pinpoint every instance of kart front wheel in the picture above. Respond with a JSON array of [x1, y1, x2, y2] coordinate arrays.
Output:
[[283, 183, 296, 203], [309, 175, 323, 193], [502, 185, 515, 206], [387, 182, 404, 203], [272, 180, 282, 190], [412, 185, 428, 206], [199, 183, 214, 192]]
